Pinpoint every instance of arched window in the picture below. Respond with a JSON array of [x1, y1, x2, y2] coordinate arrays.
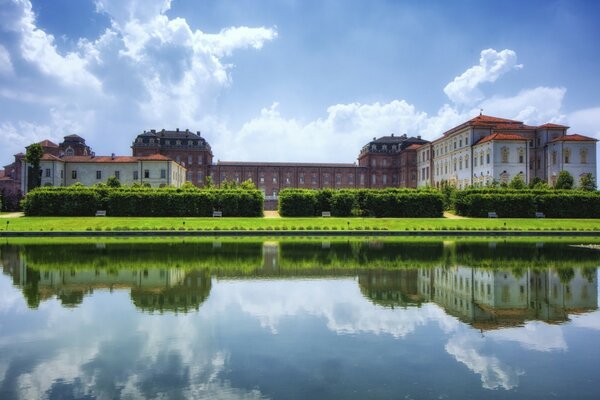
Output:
[[564, 148, 571, 164], [581, 148, 588, 164], [501, 147, 509, 163], [65, 147, 74, 156], [518, 148, 525, 163]]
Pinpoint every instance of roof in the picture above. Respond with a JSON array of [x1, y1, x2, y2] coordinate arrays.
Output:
[[63, 134, 85, 140], [41, 154, 64, 161], [217, 161, 358, 168], [371, 135, 409, 144], [58, 154, 174, 163], [137, 154, 173, 161], [136, 129, 203, 140], [539, 123, 569, 129], [442, 114, 524, 137], [37, 140, 59, 148], [550, 134, 598, 143], [475, 133, 529, 145], [404, 144, 423, 150]]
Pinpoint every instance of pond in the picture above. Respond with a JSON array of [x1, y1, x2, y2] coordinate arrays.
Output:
[[1, 239, 599, 399]]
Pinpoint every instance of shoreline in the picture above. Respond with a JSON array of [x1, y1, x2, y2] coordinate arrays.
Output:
[[2, 230, 600, 237]]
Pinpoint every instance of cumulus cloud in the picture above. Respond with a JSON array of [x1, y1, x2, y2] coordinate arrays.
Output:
[[489, 322, 567, 352], [444, 48, 523, 106], [446, 330, 523, 390]]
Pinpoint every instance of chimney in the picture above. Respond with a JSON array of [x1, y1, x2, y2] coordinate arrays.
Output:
[[417, 135, 421, 140], [373, 137, 376, 141], [111, 153, 115, 160], [176, 128, 179, 132], [391, 133, 394, 137], [197, 131, 201, 136], [151, 129, 156, 133], [185, 128, 189, 133]]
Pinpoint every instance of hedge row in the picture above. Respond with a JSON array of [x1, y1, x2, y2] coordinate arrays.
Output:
[[279, 189, 444, 217], [22, 187, 263, 217], [455, 191, 600, 218]]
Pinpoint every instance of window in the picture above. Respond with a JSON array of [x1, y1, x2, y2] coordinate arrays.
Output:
[[186, 171, 192, 181], [299, 174, 305, 184], [480, 153, 484, 165], [564, 148, 571, 164], [474, 156, 478, 167], [360, 174, 365, 185], [197, 171, 203, 181], [581, 148, 588, 164], [133, 170, 139, 180], [459, 157, 463, 170], [198, 156, 203, 165], [371, 159, 376, 167], [383, 159, 387, 167], [348, 174, 354, 183], [72, 170, 77, 179], [371, 174, 376, 185], [272, 175, 277, 183], [144, 169, 150, 179], [552, 151, 557, 165], [453, 159, 457, 172], [161, 169, 166, 179], [336, 174, 341, 184], [501, 147, 509, 163], [115, 170, 120, 180], [188, 156, 192, 165], [286, 176, 291, 184], [45, 168, 51, 177], [60, 170, 64, 179], [459, 139, 462, 147], [518, 148, 525, 163], [259, 175, 265, 183], [65, 147, 74, 156], [312, 174, 317, 184], [486, 152, 490, 164], [382, 174, 387, 184], [465, 137, 469, 145], [96, 170, 102, 180]]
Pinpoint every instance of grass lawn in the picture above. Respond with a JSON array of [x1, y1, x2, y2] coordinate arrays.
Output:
[[2, 216, 600, 232]]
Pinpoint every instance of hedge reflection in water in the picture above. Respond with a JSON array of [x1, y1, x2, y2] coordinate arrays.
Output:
[[0, 240, 598, 329]]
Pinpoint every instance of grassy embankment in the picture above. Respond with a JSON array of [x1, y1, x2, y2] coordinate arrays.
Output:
[[2, 216, 600, 232]]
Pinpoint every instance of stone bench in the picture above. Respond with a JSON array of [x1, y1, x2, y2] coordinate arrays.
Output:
[[535, 212, 545, 218], [95, 210, 107, 217], [212, 211, 223, 217], [487, 212, 498, 218], [321, 211, 331, 217]]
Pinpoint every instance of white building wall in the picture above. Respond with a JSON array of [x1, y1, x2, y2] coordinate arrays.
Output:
[[491, 141, 529, 184]]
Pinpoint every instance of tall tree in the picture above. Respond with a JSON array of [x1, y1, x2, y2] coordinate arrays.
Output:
[[579, 173, 597, 191], [555, 170, 574, 189], [25, 143, 44, 191]]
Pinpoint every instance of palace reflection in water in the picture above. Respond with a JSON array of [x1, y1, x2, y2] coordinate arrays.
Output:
[[1, 240, 597, 329]]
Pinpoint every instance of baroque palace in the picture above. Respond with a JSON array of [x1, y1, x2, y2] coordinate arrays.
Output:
[[0, 114, 597, 209]]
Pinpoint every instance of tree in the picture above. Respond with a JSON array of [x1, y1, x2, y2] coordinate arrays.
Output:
[[239, 179, 256, 190], [579, 173, 597, 191], [204, 176, 215, 189], [509, 174, 526, 189], [529, 176, 543, 189], [25, 143, 44, 191], [106, 176, 121, 188], [555, 170, 574, 189]]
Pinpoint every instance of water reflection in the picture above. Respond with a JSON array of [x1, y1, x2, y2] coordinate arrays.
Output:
[[0, 240, 599, 399]]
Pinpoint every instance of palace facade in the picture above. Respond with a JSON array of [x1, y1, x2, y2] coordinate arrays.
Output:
[[1, 114, 597, 210], [415, 115, 597, 188]]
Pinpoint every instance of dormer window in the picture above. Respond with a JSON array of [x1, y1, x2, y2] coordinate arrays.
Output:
[[65, 147, 74, 156]]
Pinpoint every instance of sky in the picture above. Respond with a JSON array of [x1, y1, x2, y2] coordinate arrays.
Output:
[[1, 0, 600, 169]]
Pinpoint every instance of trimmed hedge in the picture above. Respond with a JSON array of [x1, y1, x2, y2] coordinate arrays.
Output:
[[23, 187, 263, 217], [279, 188, 444, 217], [454, 189, 600, 218]]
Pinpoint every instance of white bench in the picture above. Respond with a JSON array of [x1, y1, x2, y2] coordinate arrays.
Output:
[[95, 210, 107, 217], [321, 211, 331, 217], [212, 211, 223, 217], [487, 212, 498, 218], [535, 212, 545, 218]]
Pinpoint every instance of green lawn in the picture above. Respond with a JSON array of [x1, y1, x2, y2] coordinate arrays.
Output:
[[2, 216, 600, 232]]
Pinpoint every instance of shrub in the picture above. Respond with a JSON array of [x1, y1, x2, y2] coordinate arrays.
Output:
[[279, 189, 318, 216], [555, 170, 574, 189], [330, 191, 356, 217]]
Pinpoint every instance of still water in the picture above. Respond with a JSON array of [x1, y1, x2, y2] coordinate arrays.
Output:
[[1, 239, 600, 399]]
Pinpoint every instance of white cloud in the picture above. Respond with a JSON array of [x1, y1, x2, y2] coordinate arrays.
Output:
[[480, 87, 567, 125], [0, 44, 13, 75], [489, 322, 567, 352], [446, 330, 523, 390], [444, 49, 523, 106]]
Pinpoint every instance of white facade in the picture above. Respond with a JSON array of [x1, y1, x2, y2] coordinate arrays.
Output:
[[416, 115, 598, 188], [22, 155, 187, 193]]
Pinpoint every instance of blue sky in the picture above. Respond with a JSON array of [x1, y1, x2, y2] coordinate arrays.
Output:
[[1, 0, 600, 167]]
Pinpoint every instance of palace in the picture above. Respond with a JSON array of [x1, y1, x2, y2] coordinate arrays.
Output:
[[415, 115, 597, 188], [0, 114, 597, 210]]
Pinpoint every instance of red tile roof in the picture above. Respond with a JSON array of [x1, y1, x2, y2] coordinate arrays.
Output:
[[137, 154, 173, 161], [549, 134, 597, 143], [441, 114, 524, 137], [404, 144, 423, 150], [55, 154, 176, 163], [41, 154, 64, 161], [491, 123, 537, 131], [539, 123, 569, 129], [475, 133, 529, 145]]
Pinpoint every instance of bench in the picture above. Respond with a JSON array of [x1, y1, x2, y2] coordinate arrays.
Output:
[[321, 211, 331, 217], [212, 211, 223, 217], [95, 210, 107, 217], [535, 212, 545, 218], [487, 212, 498, 218]]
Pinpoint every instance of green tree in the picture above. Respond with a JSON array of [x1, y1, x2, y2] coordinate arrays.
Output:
[[204, 176, 215, 189], [25, 143, 44, 191], [555, 170, 574, 189], [509, 174, 526, 189], [579, 173, 597, 191], [221, 178, 237, 189], [529, 176, 543, 189], [239, 179, 256, 190], [106, 176, 121, 188]]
